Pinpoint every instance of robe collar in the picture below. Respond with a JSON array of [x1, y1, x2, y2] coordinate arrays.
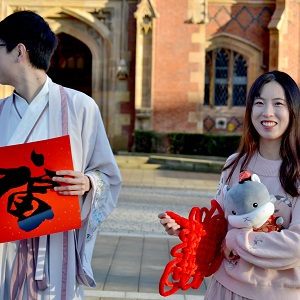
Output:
[[0, 76, 64, 146]]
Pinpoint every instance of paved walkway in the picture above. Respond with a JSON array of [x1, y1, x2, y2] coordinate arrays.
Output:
[[120, 168, 220, 192], [85, 165, 220, 300]]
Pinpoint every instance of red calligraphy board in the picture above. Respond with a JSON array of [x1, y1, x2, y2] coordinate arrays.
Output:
[[0, 135, 81, 243]]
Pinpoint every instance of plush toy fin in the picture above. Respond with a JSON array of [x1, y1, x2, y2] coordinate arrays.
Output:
[[251, 174, 261, 183], [223, 184, 230, 196]]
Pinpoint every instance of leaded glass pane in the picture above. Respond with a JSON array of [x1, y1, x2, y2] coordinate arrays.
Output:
[[233, 54, 247, 106], [215, 49, 229, 106], [215, 84, 228, 105], [204, 53, 211, 105]]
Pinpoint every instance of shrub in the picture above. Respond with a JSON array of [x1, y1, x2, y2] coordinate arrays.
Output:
[[133, 130, 241, 157]]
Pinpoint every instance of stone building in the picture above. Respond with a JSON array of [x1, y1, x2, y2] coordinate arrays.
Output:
[[0, 0, 299, 151]]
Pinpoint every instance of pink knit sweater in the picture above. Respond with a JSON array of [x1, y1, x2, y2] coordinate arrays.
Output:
[[213, 152, 300, 300]]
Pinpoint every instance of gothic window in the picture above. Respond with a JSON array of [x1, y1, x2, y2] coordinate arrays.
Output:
[[205, 48, 247, 107]]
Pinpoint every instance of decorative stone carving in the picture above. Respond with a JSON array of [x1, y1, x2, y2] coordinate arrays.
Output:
[[116, 58, 129, 80], [134, 0, 158, 34], [187, 0, 207, 24]]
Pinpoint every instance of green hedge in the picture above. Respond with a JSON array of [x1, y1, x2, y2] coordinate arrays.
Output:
[[133, 130, 241, 157]]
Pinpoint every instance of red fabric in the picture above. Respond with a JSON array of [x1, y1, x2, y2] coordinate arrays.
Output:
[[239, 170, 252, 182], [254, 215, 283, 232], [159, 200, 227, 297]]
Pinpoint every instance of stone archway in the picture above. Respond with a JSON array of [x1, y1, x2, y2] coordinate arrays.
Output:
[[48, 33, 92, 96], [0, 3, 130, 150], [41, 7, 116, 144]]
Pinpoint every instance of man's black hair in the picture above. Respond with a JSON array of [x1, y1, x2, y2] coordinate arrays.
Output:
[[0, 10, 58, 71]]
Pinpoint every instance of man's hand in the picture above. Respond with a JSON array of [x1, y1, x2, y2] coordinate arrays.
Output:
[[52, 170, 90, 195]]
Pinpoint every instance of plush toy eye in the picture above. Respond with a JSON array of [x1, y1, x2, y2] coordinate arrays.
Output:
[[253, 203, 258, 208], [232, 211, 236, 215]]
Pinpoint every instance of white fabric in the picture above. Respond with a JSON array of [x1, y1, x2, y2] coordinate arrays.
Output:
[[0, 76, 122, 299]]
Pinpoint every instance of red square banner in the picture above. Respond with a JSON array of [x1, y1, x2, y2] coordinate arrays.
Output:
[[0, 135, 81, 243]]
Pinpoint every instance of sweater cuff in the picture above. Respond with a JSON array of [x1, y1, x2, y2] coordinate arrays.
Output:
[[226, 228, 252, 251], [225, 228, 239, 251]]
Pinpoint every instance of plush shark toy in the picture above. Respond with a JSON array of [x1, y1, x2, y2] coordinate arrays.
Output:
[[223, 171, 283, 232]]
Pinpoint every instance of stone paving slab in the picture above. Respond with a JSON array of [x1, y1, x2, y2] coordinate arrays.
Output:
[[85, 234, 209, 300]]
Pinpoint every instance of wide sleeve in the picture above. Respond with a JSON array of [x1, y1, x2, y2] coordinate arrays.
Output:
[[68, 91, 122, 287], [84, 170, 115, 239], [77, 96, 122, 232], [225, 197, 300, 270], [81, 100, 122, 204], [75, 169, 115, 288], [71, 95, 122, 225]]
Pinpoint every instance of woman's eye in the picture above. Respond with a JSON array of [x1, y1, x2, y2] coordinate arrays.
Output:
[[275, 102, 284, 106], [253, 100, 263, 105]]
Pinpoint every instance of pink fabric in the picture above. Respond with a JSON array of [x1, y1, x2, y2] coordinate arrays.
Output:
[[10, 240, 27, 299], [213, 152, 300, 300], [59, 85, 68, 136], [205, 277, 252, 300], [10, 238, 43, 300], [59, 85, 69, 300]]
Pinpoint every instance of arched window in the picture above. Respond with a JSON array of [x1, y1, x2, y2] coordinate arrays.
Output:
[[205, 48, 247, 107]]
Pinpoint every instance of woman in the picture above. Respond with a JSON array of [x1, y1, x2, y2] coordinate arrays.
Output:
[[159, 71, 300, 299]]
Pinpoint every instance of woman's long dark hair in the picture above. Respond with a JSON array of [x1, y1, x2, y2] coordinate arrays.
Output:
[[224, 70, 300, 197]]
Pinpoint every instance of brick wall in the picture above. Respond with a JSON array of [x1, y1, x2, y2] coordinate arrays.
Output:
[[207, 3, 275, 71], [279, 0, 300, 82], [152, 0, 199, 133]]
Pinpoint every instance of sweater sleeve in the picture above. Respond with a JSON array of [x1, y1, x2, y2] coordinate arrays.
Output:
[[214, 153, 239, 213], [226, 198, 300, 270]]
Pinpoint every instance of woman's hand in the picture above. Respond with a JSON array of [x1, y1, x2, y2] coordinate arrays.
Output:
[[221, 238, 239, 261], [52, 170, 91, 196], [158, 212, 181, 236]]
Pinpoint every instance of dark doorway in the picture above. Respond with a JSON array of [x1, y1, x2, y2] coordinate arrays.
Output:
[[48, 33, 92, 96]]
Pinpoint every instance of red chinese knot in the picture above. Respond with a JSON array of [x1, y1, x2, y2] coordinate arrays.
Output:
[[159, 200, 227, 296]]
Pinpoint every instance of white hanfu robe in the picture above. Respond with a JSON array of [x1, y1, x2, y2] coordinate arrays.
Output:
[[0, 76, 122, 299]]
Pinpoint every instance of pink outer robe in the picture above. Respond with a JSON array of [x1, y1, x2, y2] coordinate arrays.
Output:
[[0, 76, 122, 299]]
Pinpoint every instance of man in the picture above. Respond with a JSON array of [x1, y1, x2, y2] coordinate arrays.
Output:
[[0, 10, 122, 299]]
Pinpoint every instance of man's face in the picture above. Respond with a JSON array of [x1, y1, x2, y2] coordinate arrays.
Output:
[[0, 43, 18, 86]]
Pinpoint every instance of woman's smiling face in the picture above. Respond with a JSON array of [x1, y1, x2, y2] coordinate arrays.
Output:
[[251, 81, 290, 144]]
